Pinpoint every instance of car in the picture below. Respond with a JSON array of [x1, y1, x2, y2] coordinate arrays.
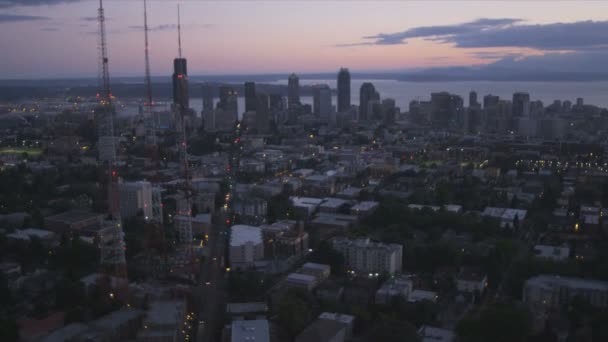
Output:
[[205, 281, 211, 286]]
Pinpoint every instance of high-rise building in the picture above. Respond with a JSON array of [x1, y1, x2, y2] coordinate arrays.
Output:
[[337, 68, 351, 113], [483, 94, 500, 109], [359, 82, 379, 122], [430, 92, 463, 128], [120, 181, 163, 222], [288, 73, 300, 109], [256, 93, 270, 134], [202, 83, 214, 112], [312, 84, 332, 119], [244, 81, 257, 112], [215, 86, 238, 131], [469, 91, 478, 107], [381, 98, 397, 124], [172, 58, 189, 112], [512, 92, 531, 117]]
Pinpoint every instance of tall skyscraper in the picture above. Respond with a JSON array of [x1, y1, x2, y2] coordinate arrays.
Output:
[[430, 92, 463, 128], [512, 92, 531, 117], [359, 82, 379, 122], [469, 91, 478, 107], [172, 58, 189, 113], [312, 84, 332, 119], [288, 73, 300, 109], [244, 81, 257, 112], [256, 93, 270, 134], [337, 68, 351, 113], [202, 83, 214, 112], [216, 86, 238, 130], [483, 94, 500, 109]]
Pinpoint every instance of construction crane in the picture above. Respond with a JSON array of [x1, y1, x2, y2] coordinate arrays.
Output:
[[96, 0, 127, 280]]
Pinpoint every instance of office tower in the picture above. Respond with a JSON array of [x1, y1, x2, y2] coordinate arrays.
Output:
[[430, 92, 463, 128], [218, 86, 238, 119], [576, 98, 584, 107], [202, 83, 214, 112], [120, 181, 163, 222], [483, 94, 500, 109], [382, 98, 397, 124], [269, 94, 285, 112], [469, 91, 478, 107], [288, 73, 300, 109], [359, 82, 379, 122], [337, 68, 351, 112], [312, 84, 332, 119], [172, 58, 189, 113], [512, 92, 530, 117], [269, 93, 285, 123], [244, 81, 257, 112], [256, 93, 270, 134]]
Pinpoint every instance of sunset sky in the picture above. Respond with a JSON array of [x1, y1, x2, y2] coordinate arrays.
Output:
[[1, 0, 608, 79]]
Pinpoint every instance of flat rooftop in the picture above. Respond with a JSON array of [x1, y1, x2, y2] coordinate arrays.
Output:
[[231, 319, 270, 342], [230, 225, 263, 247]]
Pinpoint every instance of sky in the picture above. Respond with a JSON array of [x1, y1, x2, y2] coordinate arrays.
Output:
[[1, 0, 608, 79]]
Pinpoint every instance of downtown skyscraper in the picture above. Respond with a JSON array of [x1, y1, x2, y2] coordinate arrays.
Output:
[[337, 68, 351, 113], [288, 73, 300, 109]]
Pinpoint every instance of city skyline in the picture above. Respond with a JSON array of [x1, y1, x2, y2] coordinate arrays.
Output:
[[1, 0, 608, 79]]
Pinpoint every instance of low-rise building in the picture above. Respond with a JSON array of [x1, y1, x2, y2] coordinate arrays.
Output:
[[350, 201, 379, 217], [230, 225, 264, 268], [455, 268, 487, 294], [332, 238, 403, 275], [524, 275, 608, 308], [137, 300, 187, 342], [418, 326, 455, 342], [231, 319, 270, 342], [533, 245, 570, 261], [375, 275, 414, 304]]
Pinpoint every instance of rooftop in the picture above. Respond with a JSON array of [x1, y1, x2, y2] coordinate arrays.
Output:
[[231, 319, 270, 342], [231, 225, 263, 247], [526, 274, 608, 291]]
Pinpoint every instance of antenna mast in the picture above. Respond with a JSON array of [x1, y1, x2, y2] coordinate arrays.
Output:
[[97, 0, 127, 275], [143, 0, 156, 147], [177, 4, 182, 58]]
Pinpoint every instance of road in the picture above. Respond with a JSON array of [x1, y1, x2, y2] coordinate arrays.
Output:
[[196, 211, 229, 342]]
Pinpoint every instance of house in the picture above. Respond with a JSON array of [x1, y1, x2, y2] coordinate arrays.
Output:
[[533, 245, 570, 261], [455, 268, 488, 294], [418, 326, 455, 342], [375, 275, 414, 304]]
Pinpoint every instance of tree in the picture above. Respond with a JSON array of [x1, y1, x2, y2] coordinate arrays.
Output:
[[277, 289, 313, 338], [456, 303, 533, 342], [364, 317, 421, 342], [308, 241, 345, 275], [267, 193, 295, 222]]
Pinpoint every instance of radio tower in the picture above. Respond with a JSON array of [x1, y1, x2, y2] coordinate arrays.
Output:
[[174, 4, 193, 249], [96, 0, 127, 278], [143, 0, 157, 149]]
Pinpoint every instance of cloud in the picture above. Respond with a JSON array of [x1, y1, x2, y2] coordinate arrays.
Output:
[[357, 18, 521, 46], [0, 0, 81, 8], [40, 26, 57, 31], [0, 13, 48, 22], [448, 21, 608, 50], [346, 19, 608, 52], [129, 23, 214, 32], [129, 24, 177, 32]]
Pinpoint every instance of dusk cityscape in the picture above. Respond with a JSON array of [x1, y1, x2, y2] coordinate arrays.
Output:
[[2, 1, 608, 342]]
